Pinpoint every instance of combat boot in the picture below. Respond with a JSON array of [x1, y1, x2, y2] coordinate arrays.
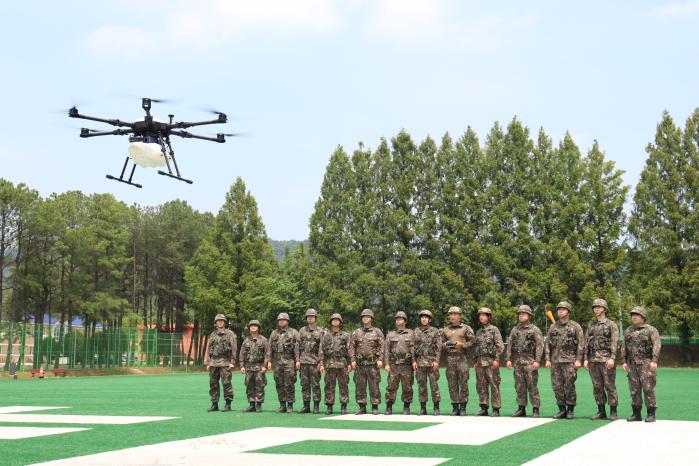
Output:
[[591, 404, 607, 420], [627, 405, 642, 422], [277, 402, 287, 413], [355, 403, 367, 415], [402, 402, 411, 415], [313, 401, 320, 414], [207, 402, 219, 412], [299, 401, 311, 413], [553, 405, 566, 419], [476, 404, 488, 416], [459, 402, 467, 416], [565, 405, 575, 419], [341, 403, 348, 415], [490, 407, 500, 417], [244, 402, 256, 413], [385, 402, 393, 415], [610, 405, 618, 421], [222, 400, 232, 412], [255, 402, 262, 413], [287, 403, 294, 413], [371, 404, 379, 415], [532, 407, 540, 418], [326, 404, 333, 415], [450, 403, 460, 416], [645, 406, 656, 423], [418, 402, 427, 416], [433, 402, 440, 416], [511, 406, 526, 417]]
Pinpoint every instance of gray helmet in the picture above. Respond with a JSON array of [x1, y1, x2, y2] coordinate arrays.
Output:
[[556, 301, 572, 312], [395, 311, 408, 320], [214, 314, 227, 323], [360, 309, 374, 318], [418, 309, 434, 320], [592, 298, 608, 311], [477, 307, 492, 316], [248, 319, 261, 328], [630, 306, 648, 320], [305, 308, 318, 317], [277, 312, 290, 321], [330, 313, 343, 323], [517, 305, 533, 316], [448, 306, 462, 315]]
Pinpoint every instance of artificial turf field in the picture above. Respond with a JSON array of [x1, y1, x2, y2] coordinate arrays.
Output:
[[0, 368, 697, 465]]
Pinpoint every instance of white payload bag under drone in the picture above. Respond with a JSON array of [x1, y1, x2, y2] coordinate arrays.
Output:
[[127, 141, 169, 168]]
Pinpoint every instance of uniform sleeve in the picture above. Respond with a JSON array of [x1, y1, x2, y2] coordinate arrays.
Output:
[[535, 327, 544, 362], [575, 323, 585, 361], [435, 329, 442, 363], [505, 328, 515, 361], [377, 329, 386, 361], [231, 333, 238, 365], [494, 327, 504, 359], [582, 325, 591, 362], [349, 330, 357, 363], [410, 331, 417, 362], [463, 326, 475, 350], [293, 330, 300, 364], [383, 333, 390, 364], [265, 332, 273, 364], [610, 322, 619, 361], [651, 327, 661, 363], [544, 326, 552, 361], [620, 334, 627, 363], [318, 334, 325, 365], [239, 339, 247, 367]]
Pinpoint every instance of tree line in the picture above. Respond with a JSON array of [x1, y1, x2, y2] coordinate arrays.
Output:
[[1, 109, 697, 362]]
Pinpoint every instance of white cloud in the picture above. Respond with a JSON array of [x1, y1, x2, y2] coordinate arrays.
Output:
[[83, 26, 157, 58], [649, 0, 699, 18]]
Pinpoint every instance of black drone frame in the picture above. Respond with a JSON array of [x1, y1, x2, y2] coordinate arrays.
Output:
[[69, 98, 228, 188]]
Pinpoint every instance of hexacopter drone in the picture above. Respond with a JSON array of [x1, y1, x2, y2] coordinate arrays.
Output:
[[68, 98, 235, 188]]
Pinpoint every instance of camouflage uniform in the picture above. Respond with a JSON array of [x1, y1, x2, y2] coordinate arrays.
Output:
[[474, 321, 504, 410], [384, 326, 416, 409], [299, 324, 324, 405], [414, 323, 442, 405], [350, 321, 385, 407], [506, 320, 543, 410], [621, 309, 661, 414], [442, 309, 475, 411], [319, 325, 351, 407], [239, 332, 268, 403], [546, 308, 584, 413], [584, 316, 619, 408], [207, 324, 238, 405], [266, 322, 300, 406]]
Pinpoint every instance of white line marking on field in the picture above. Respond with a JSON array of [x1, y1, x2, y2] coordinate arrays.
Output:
[[0, 406, 177, 425], [0, 406, 68, 414], [0, 426, 88, 440], [526, 420, 699, 465]]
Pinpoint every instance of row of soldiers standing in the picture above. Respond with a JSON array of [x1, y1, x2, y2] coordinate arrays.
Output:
[[205, 298, 661, 421]]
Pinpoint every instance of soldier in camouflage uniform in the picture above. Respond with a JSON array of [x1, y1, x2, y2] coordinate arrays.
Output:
[[506, 305, 543, 418], [239, 319, 268, 413], [206, 314, 238, 412], [266, 313, 300, 413], [298, 308, 325, 414], [442, 306, 475, 416], [622, 307, 661, 423], [583, 298, 619, 421], [413, 309, 441, 416], [319, 313, 351, 414], [545, 301, 584, 419], [384, 311, 416, 415], [474, 307, 504, 417], [349, 309, 385, 415]]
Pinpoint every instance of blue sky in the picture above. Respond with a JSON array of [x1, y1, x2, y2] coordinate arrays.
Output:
[[1, 1, 697, 240]]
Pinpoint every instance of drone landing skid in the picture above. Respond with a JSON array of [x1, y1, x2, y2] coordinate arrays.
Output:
[[157, 170, 193, 184], [107, 157, 142, 189]]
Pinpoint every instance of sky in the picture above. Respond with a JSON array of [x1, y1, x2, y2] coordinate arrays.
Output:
[[0, 1, 697, 240]]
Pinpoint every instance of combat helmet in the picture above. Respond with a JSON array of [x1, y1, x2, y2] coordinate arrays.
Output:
[[517, 305, 533, 316], [329, 313, 343, 324], [556, 301, 572, 312], [305, 308, 318, 317], [360, 309, 375, 318], [418, 309, 434, 320], [248, 319, 261, 328], [277, 312, 290, 321], [214, 313, 227, 323], [447, 306, 462, 315], [477, 307, 493, 316], [630, 306, 647, 320], [395, 311, 408, 320], [592, 298, 608, 311]]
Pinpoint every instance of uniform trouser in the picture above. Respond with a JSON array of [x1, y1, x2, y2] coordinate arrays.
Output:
[[354, 364, 381, 405], [300, 364, 322, 402], [588, 361, 618, 406], [244, 370, 267, 402], [475, 364, 501, 408], [416, 366, 441, 403], [324, 367, 349, 405], [551, 362, 577, 406], [209, 366, 233, 402], [514, 363, 540, 407], [627, 361, 657, 407], [445, 354, 470, 403], [385, 363, 414, 403], [273, 361, 297, 403]]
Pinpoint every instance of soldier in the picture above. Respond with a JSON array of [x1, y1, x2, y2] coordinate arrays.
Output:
[[298, 308, 324, 414], [441, 306, 475, 416], [319, 313, 352, 414], [266, 313, 300, 413], [205, 314, 237, 412], [239, 319, 268, 413], [384, 311, 416, 415], [583, 298, 619, 421], [506, 305, 543, 418], [349, 308, 385, 415], [622, 307, 661, 423], [545, 301, 584, 419], [413, 309, 442, 416], [474, 307, 504, 417]]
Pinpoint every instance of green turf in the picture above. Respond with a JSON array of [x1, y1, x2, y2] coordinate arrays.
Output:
[[0, 368, 697, 465]]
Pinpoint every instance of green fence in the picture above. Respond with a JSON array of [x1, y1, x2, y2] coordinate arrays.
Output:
[[0, 322, 193, 371]]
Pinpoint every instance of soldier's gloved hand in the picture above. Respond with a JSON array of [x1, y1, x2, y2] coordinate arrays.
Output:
[[574, 360, 581, 369], [351, 361, 357, 370], [649, 362, 657, 372], [492, 360, 500, 369], [431, 362, 439, 371], [622, 363, 629, 372], [384, 364, 391, 372], [545, 360, 552, 369], [267, 362, 272, 371], [605, 359, 615, 370], [583, 360, 589, 369], [295, 362, 301, 370], [377, 360, 383, 369], [506, 361, 513, 369], [240, 367, 246, 374], [532, 362, 540, 370]]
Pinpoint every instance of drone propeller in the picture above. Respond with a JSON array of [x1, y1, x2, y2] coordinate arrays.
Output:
[[111, 92, 179, 104], [194, 106, 228, 116]]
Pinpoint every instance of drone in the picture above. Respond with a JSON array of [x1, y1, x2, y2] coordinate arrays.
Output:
[[68, 98, 235, 188]]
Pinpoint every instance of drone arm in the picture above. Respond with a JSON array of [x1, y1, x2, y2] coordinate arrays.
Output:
[[80, 128, 134, 138], [170, 130, 225, 143], [168, 114, 227, 129], [69, 108, 134, 128]]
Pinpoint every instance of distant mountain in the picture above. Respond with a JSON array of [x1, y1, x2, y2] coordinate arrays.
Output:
[[269, 239, 308, 262]]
